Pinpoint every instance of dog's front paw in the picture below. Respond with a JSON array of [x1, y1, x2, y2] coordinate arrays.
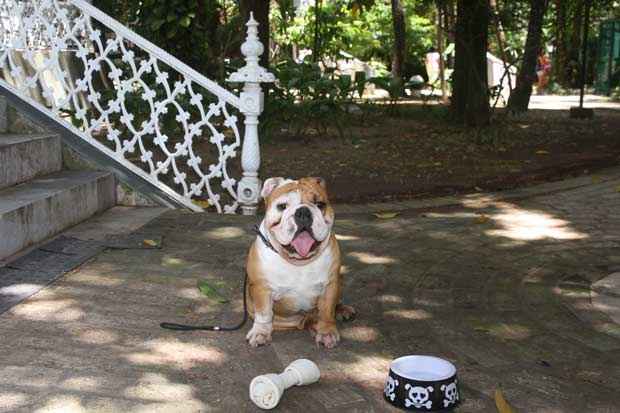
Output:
[[246, 322, 272, 347], [314, 324, 340, 349]]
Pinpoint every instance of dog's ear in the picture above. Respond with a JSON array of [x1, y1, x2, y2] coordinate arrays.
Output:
[[310, 177, 326, 189], [261, 177, 285, 199], [315, 177, 326, 189]]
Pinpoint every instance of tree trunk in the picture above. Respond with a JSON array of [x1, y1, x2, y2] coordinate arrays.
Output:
[[451, 0, 490, 127], [390, 0, 407, 80], [568, 0, 583, 87], [489, 0, 513, 91], [313, 0, 322, 62], [197, 0, 222, 79], [436, 4, 447, 102], [489, 0, 508, 59], [275, 0, 295, 60], [240, 0, 270, 68], [552, 0, 568, 86], [446, 0, 456, 69], [507, 0, 548, 113]]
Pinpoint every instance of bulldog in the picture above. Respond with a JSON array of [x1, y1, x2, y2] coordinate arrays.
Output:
[[245, 177, 355, 348]]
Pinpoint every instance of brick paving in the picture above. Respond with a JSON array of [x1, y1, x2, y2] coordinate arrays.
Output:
[[1, 169, 620, 412]]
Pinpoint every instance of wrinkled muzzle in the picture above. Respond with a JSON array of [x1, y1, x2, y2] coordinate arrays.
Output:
[[274, 204, 331, 259], [290, 206, 315, 257]]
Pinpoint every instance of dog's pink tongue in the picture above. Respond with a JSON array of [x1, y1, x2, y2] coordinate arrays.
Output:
[[291, 231, 315, 257]]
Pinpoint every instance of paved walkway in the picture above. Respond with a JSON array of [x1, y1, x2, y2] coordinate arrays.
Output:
[[1, 169, 620, 412], [528, 94, 620, 111]]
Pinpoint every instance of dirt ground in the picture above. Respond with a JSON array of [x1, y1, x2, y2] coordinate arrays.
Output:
[[260, 103, 620, 204]]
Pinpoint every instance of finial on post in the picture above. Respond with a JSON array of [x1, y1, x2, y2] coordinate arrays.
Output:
[[228, 12, 275, 84]]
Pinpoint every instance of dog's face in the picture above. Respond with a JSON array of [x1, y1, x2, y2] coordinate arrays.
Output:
[[261, 177, 335, 264]]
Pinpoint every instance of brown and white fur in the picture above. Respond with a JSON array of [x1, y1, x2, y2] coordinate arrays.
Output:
[[245, 177, 355, 348]]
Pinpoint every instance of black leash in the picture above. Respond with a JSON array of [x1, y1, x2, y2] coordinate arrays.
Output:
[[159, 224, 273, 332], [159, 272, 248, 331]]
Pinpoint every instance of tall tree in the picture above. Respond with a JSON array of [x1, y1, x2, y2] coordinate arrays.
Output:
[[451, 0, 490, 126], [314, 0, 322, 62], [489, 0, 509, 60], [446, 0, 456, 69], [489, 0, 513, 91], [507, 0, 549, 112], [390, 0, 407, 80], [552, 0, 568, 86], [240, 0, 271, 68], [568, 0, 584, 87], [436, 2, 447, 102]]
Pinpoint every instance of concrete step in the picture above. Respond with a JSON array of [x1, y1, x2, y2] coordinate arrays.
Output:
[[0, 170, 116, 260], [0, 134, 62, 190]]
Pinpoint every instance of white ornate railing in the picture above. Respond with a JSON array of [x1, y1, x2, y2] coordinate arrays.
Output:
[[0, 0, 274, 214]]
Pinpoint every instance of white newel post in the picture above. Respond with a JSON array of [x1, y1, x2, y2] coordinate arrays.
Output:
[[228, 13, 275, 215]]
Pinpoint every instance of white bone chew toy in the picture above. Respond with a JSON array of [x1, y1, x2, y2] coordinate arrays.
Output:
[[249, 359, 321, 410]]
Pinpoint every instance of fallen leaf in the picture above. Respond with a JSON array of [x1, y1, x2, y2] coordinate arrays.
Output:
[[143, 239, 158, 247], [494, 389, 516, 413], [474, 186, 483, 192], [591, 176, 602, 184], [476, 214, 490, 224], [193, 199, 210, 209], [535, 150, 549, 155], [197, 280, 229, 303], [373, 212, 400, 219]]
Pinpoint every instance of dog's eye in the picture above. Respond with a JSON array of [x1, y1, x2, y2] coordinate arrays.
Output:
[[315, 201, 326, 210], [276, 203, 287, 212]]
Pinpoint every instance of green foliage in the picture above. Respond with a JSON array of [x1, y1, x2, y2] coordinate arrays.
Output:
[[93, 0, 240, 81], [264, 59, 368, 137], [262, 58, 440, 137], [271, 0, 434, 80]]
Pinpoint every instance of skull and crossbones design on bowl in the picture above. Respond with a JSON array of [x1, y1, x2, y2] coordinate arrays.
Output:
[[383, 376, 399, 401], [441, 380, 459, 407], [404, 384, 434, 409]]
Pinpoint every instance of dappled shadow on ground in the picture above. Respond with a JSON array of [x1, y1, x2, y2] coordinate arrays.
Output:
[[1, 177, 620, 411]]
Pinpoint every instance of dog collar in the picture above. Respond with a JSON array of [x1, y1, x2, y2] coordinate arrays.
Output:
[[253, 223, 278, 254]]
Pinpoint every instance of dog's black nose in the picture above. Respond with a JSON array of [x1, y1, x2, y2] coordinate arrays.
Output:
[[294, 206, 313, 228]]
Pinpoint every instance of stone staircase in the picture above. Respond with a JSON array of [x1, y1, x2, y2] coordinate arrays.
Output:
[[0, 96, 116, 261]]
